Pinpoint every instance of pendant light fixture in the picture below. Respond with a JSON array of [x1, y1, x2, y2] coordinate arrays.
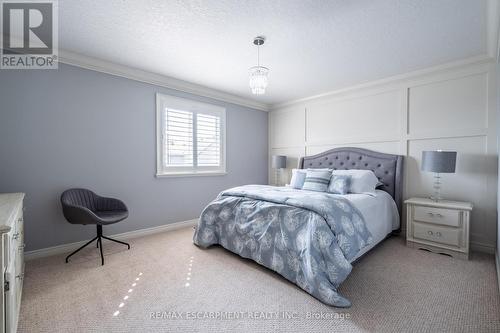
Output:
[[249, 36, 269, 95]]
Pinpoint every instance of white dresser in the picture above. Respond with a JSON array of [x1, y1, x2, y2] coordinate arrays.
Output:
[[405, 197, 472, 260], [0, 193, 25, 333]]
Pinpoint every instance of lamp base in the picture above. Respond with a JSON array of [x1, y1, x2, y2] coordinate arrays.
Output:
[[429, 195, 442, 202], [430, 172, 442, 202], [274, 168, 281, 186]]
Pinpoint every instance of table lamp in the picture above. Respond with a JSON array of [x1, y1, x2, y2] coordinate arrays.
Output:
[[421, 150, 457, 201], [272, 155, 287, 186]]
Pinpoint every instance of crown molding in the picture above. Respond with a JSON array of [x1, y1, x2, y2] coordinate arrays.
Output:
[[271, 54, 495, 110], [57, 50, 270, 112]]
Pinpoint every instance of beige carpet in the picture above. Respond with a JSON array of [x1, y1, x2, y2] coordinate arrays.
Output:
[[19, 227, 500, 333]]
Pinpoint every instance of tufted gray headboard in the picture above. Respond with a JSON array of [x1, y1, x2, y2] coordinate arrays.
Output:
[[299, 147, 404, 217]]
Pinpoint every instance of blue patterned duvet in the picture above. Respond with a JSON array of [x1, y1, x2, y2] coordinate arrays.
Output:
[[193, 185, 373, 307]]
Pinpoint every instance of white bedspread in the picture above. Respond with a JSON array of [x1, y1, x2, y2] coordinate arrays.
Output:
[[345, 189, 400, 262]]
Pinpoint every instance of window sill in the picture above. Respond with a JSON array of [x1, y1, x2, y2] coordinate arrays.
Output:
[[156, 171, 227, 178]]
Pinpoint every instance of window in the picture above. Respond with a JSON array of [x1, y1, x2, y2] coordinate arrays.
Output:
[[156, 93, 226, 176]]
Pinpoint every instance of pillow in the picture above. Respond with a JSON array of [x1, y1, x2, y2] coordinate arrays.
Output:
[[302, 169, 332, 192], [289, 169, 307, 189], [331, 170, 379, 196], [327, 175, 351, 195]]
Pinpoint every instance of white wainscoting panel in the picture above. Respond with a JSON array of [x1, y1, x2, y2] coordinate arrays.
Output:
[[269, 59, 498, 252], [306, 89, 402, 145], [269, 105, 305, 148], [408, 73, 488, 136]]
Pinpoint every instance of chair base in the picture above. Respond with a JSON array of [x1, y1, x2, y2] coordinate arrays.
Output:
[[65, 225, 130, 265]]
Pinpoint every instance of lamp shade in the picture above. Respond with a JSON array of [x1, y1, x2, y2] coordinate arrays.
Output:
[[421, 151, 457, 173], [272, 155, 287, 169]]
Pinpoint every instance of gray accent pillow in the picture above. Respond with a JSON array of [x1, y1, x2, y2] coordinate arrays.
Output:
[[302, 169, 332, 192], [327, 175, 351, 195]]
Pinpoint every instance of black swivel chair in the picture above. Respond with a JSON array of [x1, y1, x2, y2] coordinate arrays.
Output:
[[61, 188, 130, 265]]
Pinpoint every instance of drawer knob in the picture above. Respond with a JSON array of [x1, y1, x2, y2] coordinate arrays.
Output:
[[12, 233, 19, 240], [436, 232, 442, 237], [427, 230, 434, 236], [427, 212, 434, 217]]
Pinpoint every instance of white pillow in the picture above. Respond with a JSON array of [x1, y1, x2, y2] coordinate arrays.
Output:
[[330, 169, 379, 196], [289, 169, 307, 189]]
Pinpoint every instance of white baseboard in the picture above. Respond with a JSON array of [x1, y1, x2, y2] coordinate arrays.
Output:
[[24, 219, 198, 261], [470, 241, 496, 254], [496, 250, 500, 294]]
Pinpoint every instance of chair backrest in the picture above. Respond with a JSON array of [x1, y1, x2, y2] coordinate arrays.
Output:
[[61, 188, 98, 212]]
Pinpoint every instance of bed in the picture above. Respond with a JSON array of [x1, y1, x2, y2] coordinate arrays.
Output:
[[193, 147, 403, 307]]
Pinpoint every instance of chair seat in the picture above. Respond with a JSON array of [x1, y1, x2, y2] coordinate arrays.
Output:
[[94, 210, 128, 224]]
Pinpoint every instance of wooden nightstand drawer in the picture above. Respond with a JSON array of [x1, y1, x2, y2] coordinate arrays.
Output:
[[405, 197, 472, 260], [413, 222, 461, 247], [413, 206, 460, 227]]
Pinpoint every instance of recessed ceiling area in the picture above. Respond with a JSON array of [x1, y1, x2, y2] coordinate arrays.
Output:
[[60, 0, 490, 106]]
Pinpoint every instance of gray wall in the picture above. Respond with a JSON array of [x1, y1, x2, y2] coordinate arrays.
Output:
[[0, 64, 268, 251]]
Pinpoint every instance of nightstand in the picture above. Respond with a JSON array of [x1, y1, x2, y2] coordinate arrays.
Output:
[[405, 197, 473, 260]]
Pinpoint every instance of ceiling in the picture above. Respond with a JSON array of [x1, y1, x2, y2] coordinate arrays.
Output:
[[59, 0, 490, 106]]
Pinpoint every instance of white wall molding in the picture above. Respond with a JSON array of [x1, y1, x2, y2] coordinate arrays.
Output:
[[271, 55, 494, 110], [24, 219, 198, 261], [269, 56, 498, 253], [306, 137, 401, 148], [58, 50, 270, 112]]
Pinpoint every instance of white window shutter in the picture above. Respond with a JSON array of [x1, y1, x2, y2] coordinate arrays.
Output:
[[164, 109, 193, 167], [156, 93, 226, 176], [196, 113, 221, 167]]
